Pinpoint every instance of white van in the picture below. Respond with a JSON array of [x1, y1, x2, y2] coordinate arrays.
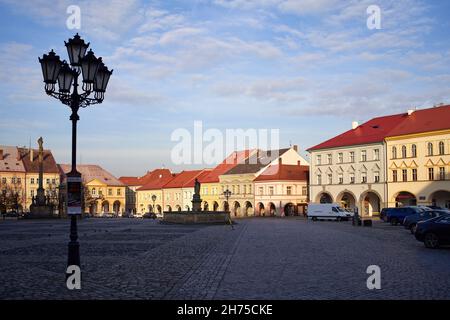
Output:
[[307, 203, 351, 221]]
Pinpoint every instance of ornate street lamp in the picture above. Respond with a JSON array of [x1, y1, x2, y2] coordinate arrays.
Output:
[[223, 189, 232, 212], [38, 34, 113, 276]]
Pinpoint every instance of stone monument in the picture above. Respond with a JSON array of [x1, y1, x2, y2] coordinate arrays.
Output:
[[163, 178, 231, 224], [27, 137, 55, 219], [191, 178, 202, 212]]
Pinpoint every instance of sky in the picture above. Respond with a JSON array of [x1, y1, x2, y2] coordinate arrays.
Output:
[[0, 0, 449, 177]]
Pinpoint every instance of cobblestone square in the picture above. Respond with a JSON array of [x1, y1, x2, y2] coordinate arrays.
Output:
[[1, 217, 449, 299]]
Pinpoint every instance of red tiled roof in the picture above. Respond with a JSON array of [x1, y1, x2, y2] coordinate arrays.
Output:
[[136, 169, 176, 191], [254, 164, 309, 182], [386, 105, 450, 137], [58, 164, 124, 186], [0, 146, 25, 172], [162, 169, 207, 189], [201, 149, 256, 183], [307, 113, 408, 151], [19, 148, 59, 173], [119, 176, 141, 186]]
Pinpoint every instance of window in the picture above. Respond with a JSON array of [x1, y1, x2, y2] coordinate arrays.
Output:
[[411, 144, 417, 157], [393, 170, 398, 182], [350, 173, 355, 184], [439, 167, 445, 180], [361, 150, 367, 162], [46, 178, 50, 184], [99, 189, 103, 196], [108, 188, 112, 196], [374, 171, 380, 183], [117, 189, 121, 196], [392, 146, 397, 159], [287, 186, 292, 195], [52, 179, 56, 184], [338, 153, 343, 163], [259, 187, 264, 195], [439, 141, 445, 155], [11, 177, 16, 184], [92, 188, 96, 195], [317, 174, 322, 185], [374, 149, 380, 161], [412, 169, 417, 181], [269, 186, 274, 195], [302, 186, 307, 196], [361, 173, 367, 183], [428, 168, 434, 181], [317, 155, 322, 165], [338, 173, 343, 184], [328, 174, 332, 184], [401, 145, 407, 158], [31, 190, 34, 197], [30, 178, 35, 184], [350, 152, 355, 163], [17, 178, 21, 184], [428, 143, 433, 156], [402, 169, 407, 182], [327, 154, 332, 164]]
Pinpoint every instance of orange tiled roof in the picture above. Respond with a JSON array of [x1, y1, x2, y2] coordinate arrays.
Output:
[[254, 164, 309, 182], [136, 169, 176, 191]]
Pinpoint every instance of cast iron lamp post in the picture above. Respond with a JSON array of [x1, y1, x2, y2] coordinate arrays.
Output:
[[223, 189, 231, 212], [38, 33, 113, 272]]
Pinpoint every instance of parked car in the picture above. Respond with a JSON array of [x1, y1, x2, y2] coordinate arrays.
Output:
[[404, 210, 450, 234], [142, 212, 156, 219], [307, 203, 351, 221], [415, 214, 450, 248], [102, 213, 114, 218], [385, 206, 428, 226], [380, 208, 395, 221]]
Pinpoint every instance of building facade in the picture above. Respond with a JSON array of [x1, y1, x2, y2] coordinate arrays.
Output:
[[219, 146, 308, 217], [0, 146, 26, 213], [385, 106, 450, 208], [254, 160, 309, 216], [135, 169, 175, 216], [307, 113, 407, 216], [308, 105, 450, 215], [59, 164, 126, 216]]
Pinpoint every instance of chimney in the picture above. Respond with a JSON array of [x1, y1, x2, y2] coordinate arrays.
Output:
[[407, 109, 415, 116], [278, 157, 282, 165], [30, 149, 34, 162], [297, 160, 301, 166], [0, 149, 3, 160], [352, 121, 359, 130], [293, 144, 298, 152]]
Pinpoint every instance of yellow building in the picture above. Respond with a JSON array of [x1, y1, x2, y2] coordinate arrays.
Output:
[[0, 146, 26, 213], [59, 164, 126, 216], [19, 147, 60, 211], [200, 150, 257, 212], [385, 105, 450, 208], [135, 169, 174, 216], [219, 146, 308, 217]]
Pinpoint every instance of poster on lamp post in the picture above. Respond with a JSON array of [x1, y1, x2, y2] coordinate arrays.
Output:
[[67, 175, 82, 215]]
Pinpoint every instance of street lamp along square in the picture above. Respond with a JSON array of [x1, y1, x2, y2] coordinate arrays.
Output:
[[64, 33, 89, 67], [38, 50, 61, 93], [38, 34, 112, 272]]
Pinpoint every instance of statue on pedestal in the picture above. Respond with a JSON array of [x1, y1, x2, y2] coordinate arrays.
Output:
[[191, 178, 202, 212], [27, 137, 55, 219]]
